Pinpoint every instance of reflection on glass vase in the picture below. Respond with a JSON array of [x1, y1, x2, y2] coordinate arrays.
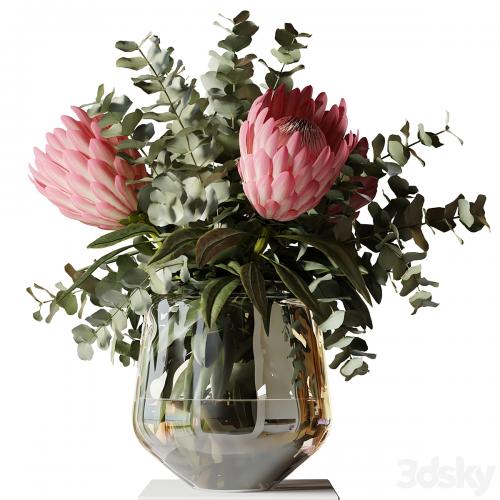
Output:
[[133, 292, 331, 491]]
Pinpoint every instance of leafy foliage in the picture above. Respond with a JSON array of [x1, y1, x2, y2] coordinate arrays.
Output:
[[29, 11, 489, 380]]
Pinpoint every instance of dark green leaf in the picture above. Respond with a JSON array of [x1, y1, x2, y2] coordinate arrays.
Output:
[[133, 123, 155, 141], [404, 194, 425, 227], [275, 28, 296, 47], [275, 234, 372, 304], [88, 223, 158, 249], [266, 258, 322, 317], [240, 262, 268, 330], [218, 34, 252, 52], [196, 228, 250, 267], [400, 121, 410, 140], [201, 276, 240, 327], [417, 124, 443, 148], [149, 227, 205, 265], [233, 20, 259, 37], [371, 133, 385, 159], [329, 350, 350, 369]]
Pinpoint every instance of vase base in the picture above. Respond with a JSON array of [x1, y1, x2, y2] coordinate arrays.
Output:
[[139, 479, 339, 499]]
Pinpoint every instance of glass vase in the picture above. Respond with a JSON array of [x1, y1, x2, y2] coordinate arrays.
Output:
[[133, 292, 331, 491]]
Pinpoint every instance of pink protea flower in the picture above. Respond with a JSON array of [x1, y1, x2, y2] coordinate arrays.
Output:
[[238, 85, 359, 221], [29, 106, 145, 230]]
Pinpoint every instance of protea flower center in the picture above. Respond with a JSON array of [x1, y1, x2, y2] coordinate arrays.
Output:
[[277, 116, 327, 156]]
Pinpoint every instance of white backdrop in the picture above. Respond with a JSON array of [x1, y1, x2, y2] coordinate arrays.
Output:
[[1, 1, 499, 499]]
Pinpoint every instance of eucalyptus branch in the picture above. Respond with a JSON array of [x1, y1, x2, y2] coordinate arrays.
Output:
[[381, 129, 446, 160], [137, 47, 199, 167]]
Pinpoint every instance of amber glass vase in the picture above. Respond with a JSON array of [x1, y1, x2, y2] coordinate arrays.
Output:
[[133, 292, 331, 491]]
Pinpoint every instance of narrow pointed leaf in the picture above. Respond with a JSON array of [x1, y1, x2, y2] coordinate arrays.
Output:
[[275, 234, 372, 304], [196, 228, 250, 267], [149, 227, 205, 265], [201, 276, 240, 327], [240, 262, 268, 330], [88, 223, 158, 249], [266, 258, 321, 317]]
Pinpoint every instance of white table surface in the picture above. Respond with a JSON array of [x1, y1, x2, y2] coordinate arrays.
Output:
[[139, 479, 339, 499]]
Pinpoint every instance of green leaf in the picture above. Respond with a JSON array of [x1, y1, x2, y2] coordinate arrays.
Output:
[[55, 290, 78, 315], [233, 20, 259, 37], [458, 199, 474, 228], [121, 109, 143, 135], [266, 258, 321, 317], [116, 56, 148, 70], [201, 276, 240, 327], [196, 228, 250, 267], [275, 234, 372, 304], [319, 310, 345, 332], [142, 111, 177, 122], [271, 48, 300, 65], [387, 135, 410, 165], [95, 84, 105, 102], [72, 324, 96, 343], [211, 95, 244, 119], [275, 28, 296, 47], [371, 133, 385, 159], [95, 281, 127, 308], [330, 350, 350, 369], [218, 34, 252, 52], [100, 124, 123, 138], [133, 123, 155, 141], [340, 358, 369, 381], [240, 262, 268, 330], [45, 300, 59, 323], [86, 309, 112, 327], [400, 121, 410, 140], [417, 124, 443, 148], [404, 194, 425, 227], [77, 343, 94, 361], [115, 40, 139, 52], [388, 176, 412, 197], [88, 223, 158, 249], [149, 227, 205, 265], [130, 288, 152, 315], [409, 290, 439, 314]]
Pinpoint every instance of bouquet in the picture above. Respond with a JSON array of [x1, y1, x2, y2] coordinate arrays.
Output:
[[28, 11, 488, 380]]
